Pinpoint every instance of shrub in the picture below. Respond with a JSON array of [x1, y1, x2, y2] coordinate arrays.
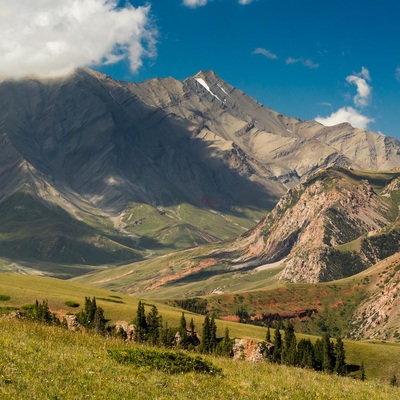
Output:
[[65, 301, 80, 308], [107, 348, 222, 375], [97, 297, 125, 304], [0, 294, 11, 301]]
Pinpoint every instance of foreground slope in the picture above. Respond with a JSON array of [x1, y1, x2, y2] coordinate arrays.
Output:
[[1, 274, 400, 386], [1, 69, 400, 271], [2, 320, 400, 398]]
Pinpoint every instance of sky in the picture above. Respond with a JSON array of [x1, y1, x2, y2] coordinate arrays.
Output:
[[1, 0, 400, 138]]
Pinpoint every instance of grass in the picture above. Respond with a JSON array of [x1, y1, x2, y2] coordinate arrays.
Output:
[[121, 202, 266, 252], [1, 274, 400, 383], [1, 319, 400, 399]]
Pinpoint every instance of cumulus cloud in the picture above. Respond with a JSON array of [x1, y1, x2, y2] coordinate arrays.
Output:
[[239, 0, 254, 4], [346, 67, 372, 107], [315, 107, 374, 130], [252, 48, 278, 59], [286, 57, 319, 69], [183, 0, 208, 7], [396, 66, 400, 81], [0, 0, 157, 80]]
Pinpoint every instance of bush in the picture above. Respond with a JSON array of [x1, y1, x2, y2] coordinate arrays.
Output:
[[65, 301, 80, 308], [0, 294, 11, 301], [107, 348, 222, 375]]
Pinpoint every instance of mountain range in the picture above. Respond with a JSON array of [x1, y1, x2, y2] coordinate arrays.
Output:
[[1, 68, 399, 276]]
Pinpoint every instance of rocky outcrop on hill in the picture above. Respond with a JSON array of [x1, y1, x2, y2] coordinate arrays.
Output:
[[348, 254, 400, 341], [232, 338, 273, 362], [215, 168, 399, 283]]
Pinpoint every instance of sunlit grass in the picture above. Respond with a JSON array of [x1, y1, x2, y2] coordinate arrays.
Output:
[[0, 319, 399, 399]]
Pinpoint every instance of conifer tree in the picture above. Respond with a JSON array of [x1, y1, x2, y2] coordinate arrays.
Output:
[[282, 321, 297, 366], [147, 305, 162, 345], [266, 327, 271, 343], [179, 312, 188, 347], [390, 374, 398, 387], [200, 314, 217, 353], [188, 318, 199, 347], [334, 337, 346, 376], [313, 339, 323, 371], [297, 338, 315, 369], [93, 306, 107, 335], [322, 333, 335, 373], [200, 314, 211, 353], [209, 314, 218, 352], [134, 300, 148, 342], [272, 322, 283, 363], [217, 327, 233, 357]]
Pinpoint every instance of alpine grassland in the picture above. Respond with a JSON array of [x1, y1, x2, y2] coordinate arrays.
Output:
[[1, 318, 399, 400]]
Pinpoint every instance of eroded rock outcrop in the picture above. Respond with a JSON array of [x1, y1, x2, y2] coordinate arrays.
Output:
[[232, 338, 273, 362]]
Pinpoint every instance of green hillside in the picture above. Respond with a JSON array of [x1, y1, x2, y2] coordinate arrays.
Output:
[[1, 318, 400, 399], [1, 274, 400, 384]]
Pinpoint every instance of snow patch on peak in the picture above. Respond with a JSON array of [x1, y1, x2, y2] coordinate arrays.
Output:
[[195, 77, 222, 102], [217, 82, 230, 97]]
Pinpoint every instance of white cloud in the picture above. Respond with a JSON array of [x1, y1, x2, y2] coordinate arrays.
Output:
[[346, 67, 372, 107], [183, 0, 208, 7], [396, 67, 400, 81], [315, 107, 374, 130], [252, 48, 278, 59], [286, 57, 319, 69], [0, 0, 157, 80], [239, 0, 253, 4]]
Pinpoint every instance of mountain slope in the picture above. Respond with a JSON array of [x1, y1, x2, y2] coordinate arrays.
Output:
[[1, 69, 400, 271], [74, 167, 400, 295]]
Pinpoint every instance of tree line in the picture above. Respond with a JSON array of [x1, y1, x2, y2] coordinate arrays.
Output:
[[23, 297, 369, 381], [266, 321, 350, 377], [132, 301, 233, 356]]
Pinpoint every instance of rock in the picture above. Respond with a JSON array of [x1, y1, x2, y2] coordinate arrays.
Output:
[[115, 321, 136, 342], [232, 338, 273, 362], [65, 315, 84, 332]]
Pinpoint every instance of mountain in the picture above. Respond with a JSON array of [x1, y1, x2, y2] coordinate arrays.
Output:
[[1, 68, 400, 274], [74, 167, 400, 296]]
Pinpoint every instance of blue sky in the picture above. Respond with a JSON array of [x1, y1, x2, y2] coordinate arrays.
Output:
[[97, 0, 400, 138], [2, 1, 399, 138]]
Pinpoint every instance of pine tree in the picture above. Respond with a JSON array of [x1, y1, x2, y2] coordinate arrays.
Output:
[[146, 305, 162, 345], [178, 312, 188, 347], [272, 322, 283, 363], [188, 318, 199, 347], [200, 314, 218, 353], [216, 327, 233, 357], [334, 337, 346, 376], [313, 339, 323, 371], [93, 306, 107, 335], [282, 321, 297, 366], [266, 327, 271, 343], [160, 322, 174, 348], [134, 300, 148, 342], [297, 339, 315, 369], [209, 314, 218, 352], [390, 374, 398, 387], [322, 333, 335, 373]]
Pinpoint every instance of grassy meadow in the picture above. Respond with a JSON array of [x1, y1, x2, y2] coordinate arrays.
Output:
[[1, 319, 400, 399], [1, 274, 400, 385]]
